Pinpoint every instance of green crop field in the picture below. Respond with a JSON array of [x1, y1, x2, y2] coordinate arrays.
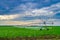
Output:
[[0, 26, 60, 38]]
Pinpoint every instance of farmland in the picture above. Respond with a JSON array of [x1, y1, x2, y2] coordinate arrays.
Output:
[[0, 26, 60, 40]]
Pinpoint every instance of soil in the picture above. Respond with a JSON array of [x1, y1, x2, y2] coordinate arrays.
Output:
[[0, 35, 60, 40]]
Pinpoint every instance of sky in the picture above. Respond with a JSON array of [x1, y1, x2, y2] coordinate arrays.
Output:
[[0, 0, 60, 25]]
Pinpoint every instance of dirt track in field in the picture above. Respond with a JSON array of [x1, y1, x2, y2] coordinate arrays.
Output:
[[0, 35, 60, 40]]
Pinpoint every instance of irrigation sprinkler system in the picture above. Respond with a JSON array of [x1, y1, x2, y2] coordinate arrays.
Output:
[[40, 20, 54, 30]]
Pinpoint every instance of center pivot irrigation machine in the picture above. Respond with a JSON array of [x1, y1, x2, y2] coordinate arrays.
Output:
[[39, 20, 54, 30]]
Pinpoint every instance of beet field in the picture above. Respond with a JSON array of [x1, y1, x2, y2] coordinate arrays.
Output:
[[0, 26, 60, 40]]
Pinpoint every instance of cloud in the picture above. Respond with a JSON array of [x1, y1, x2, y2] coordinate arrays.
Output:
[[31, 9, 54, 16], [0, 19, 60, 26], [47, 3, 60, 11], [0, 3, 60, 21], [11, 2, 37, 12], [0, 19, 43, 25], [0, 14, 19, 20], [16, 3, 60, 18], [30, 3, 60, 17]]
